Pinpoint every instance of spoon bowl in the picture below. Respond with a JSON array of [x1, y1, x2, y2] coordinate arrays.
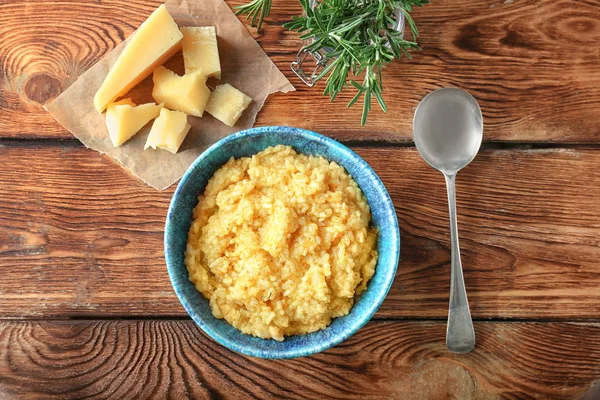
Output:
[[414, 88, 483, 174], [413, 88, 483, 354]]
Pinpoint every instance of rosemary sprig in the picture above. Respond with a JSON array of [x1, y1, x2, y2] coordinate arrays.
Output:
[[284, 0, 428, 125], [235, 0, 272, 32]]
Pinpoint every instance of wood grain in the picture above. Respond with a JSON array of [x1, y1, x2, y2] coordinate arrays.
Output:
[[1, 143, 599, 319], [0, 320, 599, 399], [1, 0, 599, 141]]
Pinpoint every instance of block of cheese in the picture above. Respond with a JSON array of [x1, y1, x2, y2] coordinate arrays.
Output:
[[205, 84, 252, 127], [152, 66, 210, 117], [144, 108, 191, 154], [105, 99, 163, 147], [94, 5, 183, 112], [181, 26, 221, 79]]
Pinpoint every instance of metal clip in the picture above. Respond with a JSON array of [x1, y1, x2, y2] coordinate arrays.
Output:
[[291, 48, 327, 87]]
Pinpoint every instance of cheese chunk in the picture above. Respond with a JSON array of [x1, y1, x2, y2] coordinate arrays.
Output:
[[94, 5, 183, 112], [106, 99, 163, 147], [152, 67, 210, 117], [181, 27, 221, 79], [205, 84, 252, 127], [145, 108, 191, 154]]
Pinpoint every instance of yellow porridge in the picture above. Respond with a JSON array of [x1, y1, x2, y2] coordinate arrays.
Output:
[[184, 145, 378, 341]]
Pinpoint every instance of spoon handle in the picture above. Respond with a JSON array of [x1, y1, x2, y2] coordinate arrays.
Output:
[[444, 173, 476, 353]]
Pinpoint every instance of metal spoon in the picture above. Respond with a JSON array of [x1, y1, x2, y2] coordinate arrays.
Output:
[[413, 88, 483, 353]]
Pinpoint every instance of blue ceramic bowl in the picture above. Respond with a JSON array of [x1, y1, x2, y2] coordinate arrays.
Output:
[[165, 126, 400, 359]]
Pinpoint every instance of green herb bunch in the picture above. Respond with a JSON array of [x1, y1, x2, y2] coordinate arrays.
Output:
[[237, 0, 428, 125]]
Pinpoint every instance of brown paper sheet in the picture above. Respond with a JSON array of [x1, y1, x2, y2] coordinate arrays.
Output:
[[45, 0, 295, 190]]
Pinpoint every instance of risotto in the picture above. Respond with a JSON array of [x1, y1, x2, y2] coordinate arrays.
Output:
[[184, 145, 378, 341]]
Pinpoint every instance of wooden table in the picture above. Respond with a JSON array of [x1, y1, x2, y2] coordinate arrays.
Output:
[[1, 0, 599, 398]]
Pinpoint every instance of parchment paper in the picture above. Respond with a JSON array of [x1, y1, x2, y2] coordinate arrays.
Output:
[[45, 0, 295, 190]]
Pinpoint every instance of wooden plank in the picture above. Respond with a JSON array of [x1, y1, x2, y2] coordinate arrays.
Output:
[[1, 144, 599, 319], [1, 0, 599, 141], [0, 320, 599, 399]]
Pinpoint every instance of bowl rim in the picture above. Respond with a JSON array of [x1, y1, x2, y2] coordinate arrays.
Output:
[[165, 126, 400, 358]]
